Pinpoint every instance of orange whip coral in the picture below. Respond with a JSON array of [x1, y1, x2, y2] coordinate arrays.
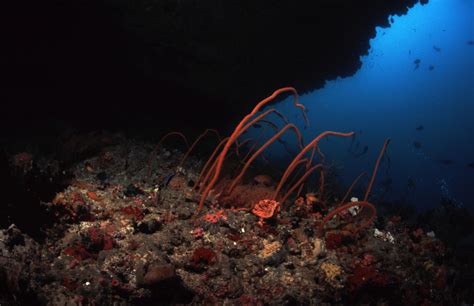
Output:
[[179, 129, 221, 167], [196, 87, 309, 215], [320, 138, 391, 234], [319, 201, 377, 234], [227, 123, 303, 194], [364, 138, 391, 201], [147, 131, 189, 178], [273, 131, 355, 201]]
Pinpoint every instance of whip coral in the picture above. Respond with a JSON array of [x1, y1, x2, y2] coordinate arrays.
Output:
[[319, 138, 391, 234], [197, 87, 309, 215], [155, 87, 389, 235]]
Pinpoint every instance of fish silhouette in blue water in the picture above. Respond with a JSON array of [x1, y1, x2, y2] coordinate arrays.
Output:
[[413, 141, 422, 149], [356, 145, 369, 157], [347, 131, 368, 157], [467, 162, 474, 168], [467, 40, 474, 46], [416, 125, 424, 131], [407, 177, 416, 191], [428, 65, 435, 71], [433, 45, 441, 52], [438, 159, 454, 165], [414, 59, 421, 70]]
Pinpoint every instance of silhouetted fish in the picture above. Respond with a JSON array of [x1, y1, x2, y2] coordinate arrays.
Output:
[[467, 162, 474, 168], [433, 46, 441, 52], [414, 59, 421, 70], [467, 40, 474, 46], [428, 65, 435, 71], [413, 141, 422, 149], [360, 145, 368, 156], [407, 177, 416, 191], [438, 159, 454, 165], [416, 125, 424, 131]]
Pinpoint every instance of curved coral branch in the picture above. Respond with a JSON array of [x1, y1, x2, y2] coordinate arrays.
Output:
[[339, 172, 367, 206], [179, 129, 221, 168], [279, 163, 323, 204], [364, 138, 391, 202], [147, 131, 190, 178], [227, 124, 303, 194], [193, 137, 230, 190], [197, 87, 308, 215], [319, 201, 377, 234], [240, 127, 268, 165], [157, 131, 190, 148], [273, 131, 354, 201], [200, 109, 290, 190]]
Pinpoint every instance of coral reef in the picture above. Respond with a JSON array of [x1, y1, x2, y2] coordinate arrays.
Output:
[[0, 88, 472, 305]]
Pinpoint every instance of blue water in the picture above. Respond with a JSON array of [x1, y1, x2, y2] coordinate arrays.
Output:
[[248, 0, 474, 211]]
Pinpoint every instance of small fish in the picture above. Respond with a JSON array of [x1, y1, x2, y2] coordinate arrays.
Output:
[[428, 65, 435, 71], [361, 145, 368, 155], [414, 59, 421, 70], [416, 125, 424, 131], [407, 177, 416, 191], [413, 141, 422, 149], [467, 162, 474, 168], [433, 46, 441, 52], [438, 159, 454, 165], [467, 40, 474, 46]]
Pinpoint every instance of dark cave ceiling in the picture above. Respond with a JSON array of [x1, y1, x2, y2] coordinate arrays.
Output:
[[0, 0, 427, 135]]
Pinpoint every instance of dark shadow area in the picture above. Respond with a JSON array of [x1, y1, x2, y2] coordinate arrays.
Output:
[[1, 0, 426, 136]]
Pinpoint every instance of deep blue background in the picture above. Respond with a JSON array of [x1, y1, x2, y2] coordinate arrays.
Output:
[[248, 0, 474, 211]]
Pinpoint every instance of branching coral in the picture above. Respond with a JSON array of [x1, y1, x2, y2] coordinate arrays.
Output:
[[227, 123, 303, 194], [179, 129, 221, 168], [154, 87, 390, 236], [197, 87, 309, 215], [319, 138, 391, 235]]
